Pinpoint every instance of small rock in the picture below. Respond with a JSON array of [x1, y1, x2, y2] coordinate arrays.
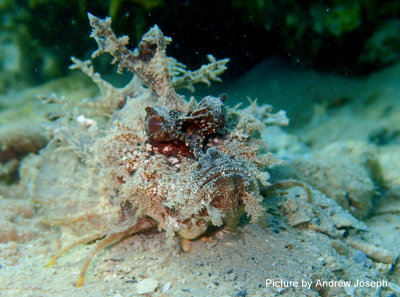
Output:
[[353, 250, 367, 263], [276, 287, 286, 294], [236, 289, 247, 297], [331, 240, 349, 255], [325, 256, 336, 265], [136, 278, 159, 295], [122, 266, 131, 273], [181, 238, 192, 252], [162, 282, 171, 293], [347, 239, 398, 264]]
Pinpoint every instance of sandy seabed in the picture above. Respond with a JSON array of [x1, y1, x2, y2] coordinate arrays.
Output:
[[1, 58, 400, 297]]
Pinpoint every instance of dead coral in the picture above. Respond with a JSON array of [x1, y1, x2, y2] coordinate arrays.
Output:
[[0, 124, 47, 182], [0, 124, 47, 164], [345, 239, 398, 264], [376, 145, 400, 199], [292, 141, 377, 218]]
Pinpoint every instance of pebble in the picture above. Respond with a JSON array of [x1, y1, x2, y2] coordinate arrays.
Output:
[[236, 289, 247, 297], [353, 250, 367, 264], [275, 287, 286, 294], [325, 256, 336, 265], [122, 266, 131, 273], [181, 239, 192, 252], [136, 278, 159, 295], [162, 282, 171, 293]]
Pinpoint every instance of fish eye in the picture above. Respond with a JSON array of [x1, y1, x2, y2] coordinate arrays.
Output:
[[147, 116, 164, 134]]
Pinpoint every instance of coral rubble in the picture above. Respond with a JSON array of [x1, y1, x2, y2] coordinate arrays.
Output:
[[292, 141, 377, 218]]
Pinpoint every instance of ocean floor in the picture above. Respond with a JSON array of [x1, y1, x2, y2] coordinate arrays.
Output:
[[0, 57, 400, 297]]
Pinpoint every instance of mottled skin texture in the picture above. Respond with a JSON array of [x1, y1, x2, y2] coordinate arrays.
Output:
[[44, 15, 281, 286], [145, 94, 227, 158]]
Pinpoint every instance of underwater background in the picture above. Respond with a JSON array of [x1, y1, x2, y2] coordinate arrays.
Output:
[[1, 1, 400, 296]]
